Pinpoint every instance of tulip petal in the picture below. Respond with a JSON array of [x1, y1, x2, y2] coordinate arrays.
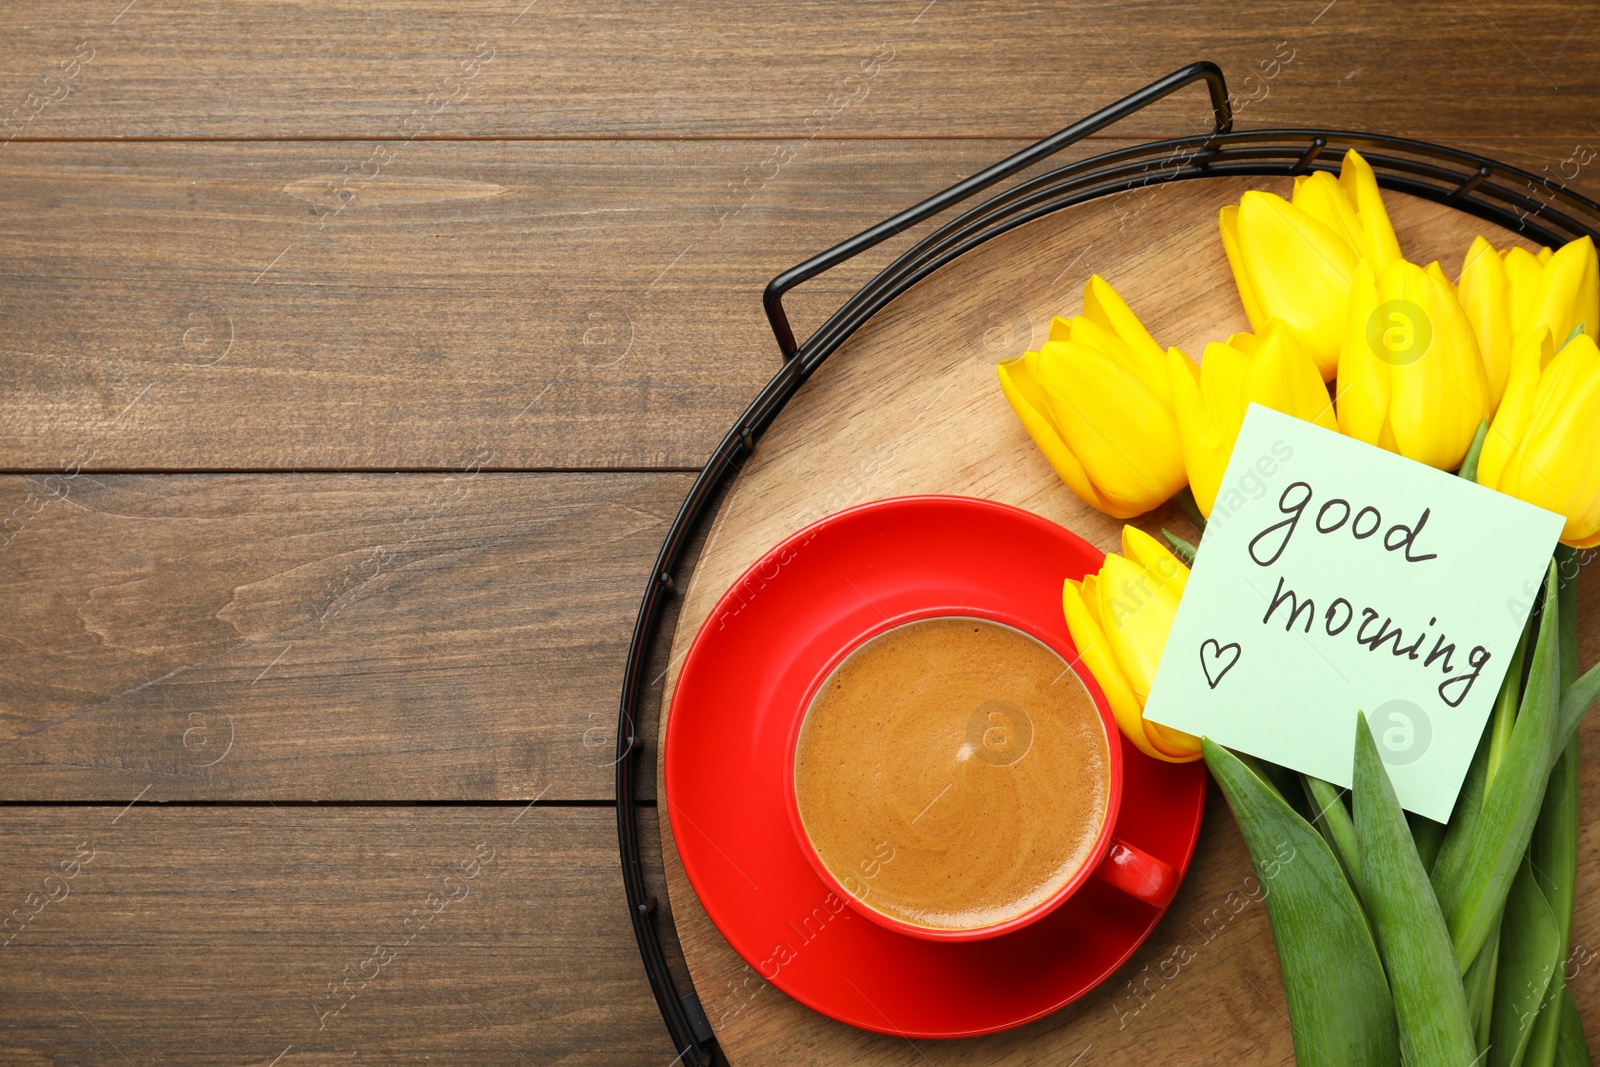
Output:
[[1095, 552, 1181, 703], [1044, 345, 1187, 517], [1460, 235, 1515, 410], [1227, 328, 1263, 356], [1250, 320, 1339, 431], [1504, 246, 1548, 337], [1339, 149, 1403, 270], [1504, 335, 1600, 546], [1066, 313, 1168, 401], [998, 356, 1119, 516], [1169, 345, 1225, 517], [1065, 533, 1201, 763], [1121, 525, 1191, 599], [1388, 262, 1484, 467], [1480, 329, 1552, 490], [1201, 340, 1254, 433], [1386, 265, 1488, 470], [1236, 191, 1360, 378], [1083, 276, 1163, 358], [1062, 578, 1168, 762], [1221, 204, 1268, 332], [1144, 719, 1202, 759], [1292, 171, 1363, 254], [1338, 261, 1393, 448], [1530, 235, 1599, 353]]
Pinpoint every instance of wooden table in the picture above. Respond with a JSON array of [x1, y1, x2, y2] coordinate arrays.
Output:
[[1, 3, 1596, 1063]]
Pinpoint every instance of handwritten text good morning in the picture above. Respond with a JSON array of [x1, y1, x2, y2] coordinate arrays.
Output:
[[1144, 406, 1563, 820]]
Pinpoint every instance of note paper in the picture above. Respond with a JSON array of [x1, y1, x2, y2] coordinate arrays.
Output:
[[1143, 405, 1564, 821]]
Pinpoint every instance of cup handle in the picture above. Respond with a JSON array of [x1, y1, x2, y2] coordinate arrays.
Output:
[[1091, 837, 1181, 908]]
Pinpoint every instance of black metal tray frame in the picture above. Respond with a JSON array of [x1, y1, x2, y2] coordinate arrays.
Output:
[[615, 61, 1600, 1066]]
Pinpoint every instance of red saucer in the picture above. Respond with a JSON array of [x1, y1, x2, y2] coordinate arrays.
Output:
[[665, 495, 1206, 1038]]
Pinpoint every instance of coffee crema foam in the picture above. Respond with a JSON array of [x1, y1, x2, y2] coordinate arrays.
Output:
[[793, 617, 1111, 931]]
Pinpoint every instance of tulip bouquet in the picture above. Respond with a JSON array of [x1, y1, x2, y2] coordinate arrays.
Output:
[[1000, 150, 1600, 1066]]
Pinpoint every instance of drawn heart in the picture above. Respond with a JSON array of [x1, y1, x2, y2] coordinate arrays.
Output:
[[1199, 639, 1242, 690]]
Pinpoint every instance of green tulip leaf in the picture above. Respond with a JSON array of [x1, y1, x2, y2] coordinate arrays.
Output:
[[1555, 545, 1596, 761], [1464, 913, 1503, 1054], [1489, 857, 1560, 1067], [1523, 737, 1584, 1067], [1353, 712, 1477, 1066], [1433, 563, 1563, 972], [1408, 812, 1447, 876], [1556, 658, 1600, 760], [1528, 546, 1588, 1067], [1556, 986, 1593, 1065], [1302, 773, 1360, 887], [1204, 739, 1399, 1066]]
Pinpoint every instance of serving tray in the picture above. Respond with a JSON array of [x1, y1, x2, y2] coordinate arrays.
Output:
[[618, 63, 1600, 1065]]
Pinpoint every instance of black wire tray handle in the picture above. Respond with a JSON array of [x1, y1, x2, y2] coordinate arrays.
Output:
[[763, 62, 1233, 360], [617, 61, 1600, 1067]]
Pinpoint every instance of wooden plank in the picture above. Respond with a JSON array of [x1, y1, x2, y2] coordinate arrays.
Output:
[[0, 139, 1024, 470], [3, 138, 1594, 473], [0, 804, 673, 1066], [650, 175, 1600, 1059], [0, 471, 690, 802], [1, 1, 1597, 142]]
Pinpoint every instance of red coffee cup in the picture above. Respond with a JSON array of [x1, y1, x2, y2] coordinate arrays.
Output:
[[782, 606, 1180, 943]]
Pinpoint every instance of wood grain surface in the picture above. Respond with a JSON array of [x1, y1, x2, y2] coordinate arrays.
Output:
[[0, 472, 689, 801], [4, 2, 1600, 1062], [0, 140, 1029, 470], [0, 135, 1594, 471], [655, 178, 1600, 1063], [0, 1, 1595, 141], [0, 806, 665, 1066]]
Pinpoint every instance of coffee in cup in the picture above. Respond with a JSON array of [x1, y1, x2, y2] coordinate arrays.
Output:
[[792, 616, 1114, 934]]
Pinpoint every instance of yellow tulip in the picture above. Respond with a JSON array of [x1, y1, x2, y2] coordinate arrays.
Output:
[[1459, 234, 1598, 410], [1479, 328, 1600, 548], [998, 275, 1187, 519], [1290, 149, 1403, 272], [1168, 320, 1338, 517], [1337, 258, 1490, 470], [1062, 526, 1200, 763], [1458, 236, 1514, 409], [1221, 150, 1402, 380]]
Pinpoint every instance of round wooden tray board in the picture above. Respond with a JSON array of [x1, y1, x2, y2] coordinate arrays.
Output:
[[656, 175, 1574, 1063]]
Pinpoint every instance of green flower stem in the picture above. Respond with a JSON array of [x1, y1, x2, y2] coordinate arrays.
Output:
[[1173, 486, 1207, 535], [1161, 529, 1198, 566], [1458, 420, 1489, 483], [1557, 545, 1580, 690], [1407, 812, 1446, 875]]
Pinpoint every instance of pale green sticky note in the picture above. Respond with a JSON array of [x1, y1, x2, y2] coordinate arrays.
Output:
[[1143, 405, 1564, 821]]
